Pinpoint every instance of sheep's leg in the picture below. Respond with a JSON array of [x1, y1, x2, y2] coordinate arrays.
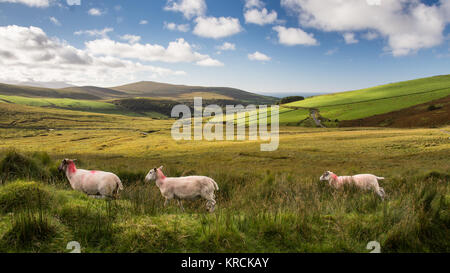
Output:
[[89, 195, 105, 199], [177, 199, 185, 212], [164, 198, 170, 207]]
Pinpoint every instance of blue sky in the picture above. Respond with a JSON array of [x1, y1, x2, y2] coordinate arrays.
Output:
[[0, 0, 449, 95]]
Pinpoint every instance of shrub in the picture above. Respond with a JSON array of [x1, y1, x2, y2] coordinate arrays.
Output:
[[0, 151, 46, 182], [280, 96, 305, 104], [0, 211, 57, 250], [427, 105, 442, 111], [58, 202, 117, 248], [32, 152, 52, 166], [0, 181, 52, 213]]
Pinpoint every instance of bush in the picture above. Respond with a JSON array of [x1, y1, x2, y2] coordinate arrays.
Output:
[[427, 105, 442, 111], [58, 202, 117, 248], [0, 211, 57, 250], [0, 151, 46, 182], [32, 152, 52, 166], [0, 181, 53, 213], [280, 96, 305, 104]]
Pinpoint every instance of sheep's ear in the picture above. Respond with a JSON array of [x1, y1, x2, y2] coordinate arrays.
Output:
[[159, 165, 164, 170], [153, 168, 157, 171]]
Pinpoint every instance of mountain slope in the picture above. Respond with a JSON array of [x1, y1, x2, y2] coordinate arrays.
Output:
[[340, 95, 450, 128], [110, 81, 278, 104], [283, 75, 450, 122], [0, 83, 100, 100], [62, 86, 129, 99]]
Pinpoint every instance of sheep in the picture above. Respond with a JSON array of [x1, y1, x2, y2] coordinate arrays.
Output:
[[145, 166, 219, 212], [319, 171, 385, 200], [58, 159, 123, 199]]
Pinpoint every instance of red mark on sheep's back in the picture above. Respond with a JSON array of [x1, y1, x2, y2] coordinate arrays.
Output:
[[157, 169, 166, 179], [90, 170, 97, 174], [68, 162, 77, 174], [332, 173, 338, 180]]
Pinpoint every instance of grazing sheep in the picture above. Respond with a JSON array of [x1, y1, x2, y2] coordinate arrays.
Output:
[[320, 171, 385, 200], [58, 159, 123, 199], [145, 166, 219, 212]]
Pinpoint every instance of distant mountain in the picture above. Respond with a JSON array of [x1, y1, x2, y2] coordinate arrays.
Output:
[[2, 80, 76, 89], [0, 83, 100, 100], [108, 81, 278, 105], [0, 80, 278, 106], [62, 86, 129, 99]]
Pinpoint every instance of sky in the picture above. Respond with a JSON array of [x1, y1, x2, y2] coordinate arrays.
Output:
[[0, 0, 449, 95]]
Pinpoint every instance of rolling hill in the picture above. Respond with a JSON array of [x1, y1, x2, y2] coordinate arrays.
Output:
[[0, 83, 100, 100], [0, 81, 278, 105], [108, 81, 278, 104], [0, 80, 278, 117], [277, 75, 450, 126], [0, 75, 448, 127], [340, 95, 450, 128]]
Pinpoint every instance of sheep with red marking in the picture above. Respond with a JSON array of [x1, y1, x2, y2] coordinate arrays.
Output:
[[58, 159, 123, 199], [320, 171, 385, 200], [145, 166, 219, 212]]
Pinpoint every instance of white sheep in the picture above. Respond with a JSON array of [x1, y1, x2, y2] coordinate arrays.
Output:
[[58, 159, 123, 199], [319, 171, 385, 200], [145, 166, 219, 212]]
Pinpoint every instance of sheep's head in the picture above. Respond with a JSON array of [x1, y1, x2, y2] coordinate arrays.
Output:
[[58, 159, 76, 172], [145, 166, 163, 182], [145, 168, 157, 182], [320, 171, 333, 181]]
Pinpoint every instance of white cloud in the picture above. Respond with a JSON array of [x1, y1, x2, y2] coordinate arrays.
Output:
[[343, 32, 358, 44], [248, 51, 271, 61], [88, 8, 105, 16], [245, 0, 264, 9], [114, 5, 121, 11], [74, 28, 113, 38], [325, 48, 338, 55], [273, 25, 318, 46], [120, 34, 141, 44], [0, 25, 185, 86], [164, 22, 190, 32], [49, 16, 61, 26], [280, 0, 450, 56], [139, 20, 148, 25], [66, 0, 80, 5], [244, 8, 278, 25], [216, 42, 236, 51], [196, 57, 224, 67], [0, 0, 51, 7], [366, 0, 381, 6], [193, 16, 243, 39], [164, 0, 206, 19], [363, 31, 379, 40], [85, 37, 223, 67]]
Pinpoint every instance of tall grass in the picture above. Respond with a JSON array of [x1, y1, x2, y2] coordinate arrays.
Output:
[[0, 151, 448, 252]]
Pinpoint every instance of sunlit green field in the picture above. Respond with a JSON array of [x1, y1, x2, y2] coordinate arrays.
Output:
[[285, 75, 450, 121], [0, 94, 169, 118], [0, 103, 448, 253]]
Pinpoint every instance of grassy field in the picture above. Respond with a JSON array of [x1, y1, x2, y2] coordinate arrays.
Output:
[[0, 103, 448, 253], [1, 75, 448, 127], [0, 95, 169, 118], [208, 76, 450, 126], [284, 75, 450, 121]]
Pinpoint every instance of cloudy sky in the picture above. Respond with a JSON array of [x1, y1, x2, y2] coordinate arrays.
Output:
[[0, 0, 449, 94]]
